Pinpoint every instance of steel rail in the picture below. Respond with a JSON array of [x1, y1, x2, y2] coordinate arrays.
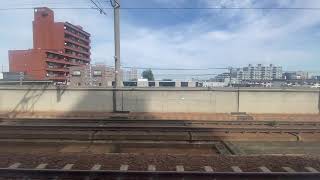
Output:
[[0, 124, 319, 133], [1, 119, 320, 126], [0, 168, 319, 179]]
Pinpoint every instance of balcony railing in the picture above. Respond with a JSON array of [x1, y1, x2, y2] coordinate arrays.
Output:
[[46, 50, 90, 63], [46, 67, 69, 72], [65, 30, 90, 43], [47, 76, 67, 81], [64, 53, 90, 62], [46, 57, 86, 67], [65, 22, 90, 37], [65, 38, 90, 50], [64, 45, 90, 56]]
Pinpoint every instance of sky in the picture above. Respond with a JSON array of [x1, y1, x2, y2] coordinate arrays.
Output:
[[1, 0, 320, 79]]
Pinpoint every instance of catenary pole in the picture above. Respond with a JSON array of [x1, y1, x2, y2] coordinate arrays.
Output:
[[113, 0, 121, 112]]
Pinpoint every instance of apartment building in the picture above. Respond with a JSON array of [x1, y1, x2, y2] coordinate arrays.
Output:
[[69, 65, 122, 87], [9, 7, 91, 82], [123, 68, 138, 81], [236, 64, 282, 81]]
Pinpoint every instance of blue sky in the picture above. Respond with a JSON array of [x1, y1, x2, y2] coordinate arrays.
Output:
[[1, 0, 320, 79]]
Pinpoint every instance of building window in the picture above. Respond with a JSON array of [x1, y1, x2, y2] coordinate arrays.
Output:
[[93, 70, 102, 76], [181, 82, 188, 87], [42, 12, 48, 17], [148, 82, 155, 87], [99, 83, 102, 86], [77, 83, 81, 86], [159, 82, 175, 87], [72, 71, 81, 76]]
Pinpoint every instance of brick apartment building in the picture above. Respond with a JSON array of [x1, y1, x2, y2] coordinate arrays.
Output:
[[69, 65, 116, 87], [9, 7, 91, 82]]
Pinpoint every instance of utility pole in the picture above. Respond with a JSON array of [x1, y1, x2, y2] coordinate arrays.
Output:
[[113, 0, 121, 88], [90, 0, 121, 112], [229, 67, 232, 87], [112, 0, 121, 112]]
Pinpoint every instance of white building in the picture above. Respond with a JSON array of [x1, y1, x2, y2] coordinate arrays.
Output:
[[236, 64, 282, 81], [123, 68, 138, 81]]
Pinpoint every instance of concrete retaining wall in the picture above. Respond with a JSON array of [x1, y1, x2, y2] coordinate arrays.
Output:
[[0, 86, 319, 114], [239, 90, 319, 114]]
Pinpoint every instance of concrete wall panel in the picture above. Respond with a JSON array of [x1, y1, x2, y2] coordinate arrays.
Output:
[[239, 90, 319, 114], [214, 91, 238, 113], [0, 87, 318, 114]]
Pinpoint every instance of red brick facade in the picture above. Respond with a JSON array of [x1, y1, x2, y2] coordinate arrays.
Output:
[[9, 7, 91, 81]]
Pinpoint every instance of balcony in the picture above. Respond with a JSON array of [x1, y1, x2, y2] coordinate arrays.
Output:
[[47, 76, 67, 81], [65, 30, 90, 44], [64, 53, 90, 63], [46, 67, 69, 72], [64, 45, 91, 56], [65, 38, 90, 50], [65, 22, 90, 37], [64, 35, 89, 47], [46, 50, 90, 63], [46, 57, 85, 67]]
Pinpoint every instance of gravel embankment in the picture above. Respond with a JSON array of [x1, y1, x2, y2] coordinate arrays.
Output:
[[0, 153, 319, 172]]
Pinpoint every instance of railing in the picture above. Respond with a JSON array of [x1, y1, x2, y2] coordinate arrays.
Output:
[[64, 30, 90, 43], [65, 45, 91, 56], [65, 38, 91, 50]]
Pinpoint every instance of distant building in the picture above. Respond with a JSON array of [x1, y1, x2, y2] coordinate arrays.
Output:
[[203, 81, 227, 87], [235, 64, 282, 81], [123, 68, 138, 81], [69, 65, 117, 87], [137, 79, 148, 87], [211, 64, 282, 87], [0, 72, 27, 81], [0, 72, 52, 86], [283, 71, 309, 80], [311, 76, 320, 81], [9, 7, 91, 82], [69, 66, 90, 87], [214, 73, 230, 82]]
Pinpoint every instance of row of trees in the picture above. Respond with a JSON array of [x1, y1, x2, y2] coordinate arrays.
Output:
[[141, 69, 171, 81]]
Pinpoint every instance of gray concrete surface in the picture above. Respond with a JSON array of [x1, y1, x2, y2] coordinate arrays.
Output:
[[230, 141, 320, 155], [0, 86, 319, 114]]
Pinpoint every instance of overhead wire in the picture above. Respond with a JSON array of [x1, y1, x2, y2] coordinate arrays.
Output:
[[89, 0, 107, 15], [2, 7, 320, 11]]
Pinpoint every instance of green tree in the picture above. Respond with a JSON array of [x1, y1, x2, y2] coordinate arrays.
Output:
[[142, 69, 154, 81]]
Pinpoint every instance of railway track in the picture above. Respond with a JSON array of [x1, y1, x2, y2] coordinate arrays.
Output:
[[0, 162, 319, 180], [1, 118, 320, 127], [0, 125, 318, 142], [0, 119, 319, 141], [0, 118, 320, 132], [0, 124, 319, 133]]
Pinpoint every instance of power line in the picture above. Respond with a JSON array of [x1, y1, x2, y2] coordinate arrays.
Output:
[[153, 73, 219, 76], [89, 0, 107, 15], [121, 66, 228, 70], [2, 7, 320, 11]]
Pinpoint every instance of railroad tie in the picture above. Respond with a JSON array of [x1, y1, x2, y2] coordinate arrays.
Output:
[[259, 166, 271, 173], [305, 167, 319, 173], [204, 166, 214, 172], [8, 163, 21, 169], [91, 164, 102, 171], [63, 164, 74, 170], [148, 165, 156, 171], [231, 166, 242, 172], [36, 163, 48, 169], [282, 167, 296, 173], [120, 165, 129, 171], [176, 165, 184, 172]]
